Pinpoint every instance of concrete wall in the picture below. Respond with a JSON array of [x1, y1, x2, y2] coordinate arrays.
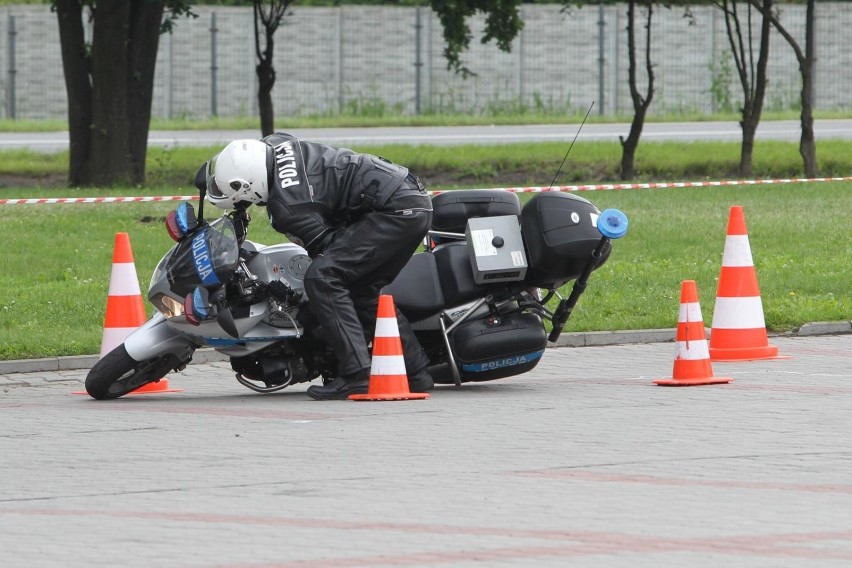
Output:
[[0, 3, 849, 120]]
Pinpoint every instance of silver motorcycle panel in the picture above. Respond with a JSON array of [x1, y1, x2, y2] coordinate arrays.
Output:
[[124, 313, 196, 362], [245, 242, 311, 300]]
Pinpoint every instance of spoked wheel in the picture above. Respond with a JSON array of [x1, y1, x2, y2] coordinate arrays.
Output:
[[85, 344, 183, 400]]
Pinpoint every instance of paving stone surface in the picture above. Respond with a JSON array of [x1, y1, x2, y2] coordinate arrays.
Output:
[[1, 335, 850, 567]]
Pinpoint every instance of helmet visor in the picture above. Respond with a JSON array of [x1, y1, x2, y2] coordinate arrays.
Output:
[[205, 157, 224, 199]]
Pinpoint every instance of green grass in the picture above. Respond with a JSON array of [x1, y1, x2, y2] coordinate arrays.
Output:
[[2, 138, 851, 359], [4, 139, 852, 191], [1, 181, 851, 360], [580, 184, 852, 332]]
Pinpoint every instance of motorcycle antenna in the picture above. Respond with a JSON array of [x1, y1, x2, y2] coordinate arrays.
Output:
[[548, 101, 595, 190]]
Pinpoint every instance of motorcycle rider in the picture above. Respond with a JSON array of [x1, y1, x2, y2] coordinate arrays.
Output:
[[202, 134, 434, 400]]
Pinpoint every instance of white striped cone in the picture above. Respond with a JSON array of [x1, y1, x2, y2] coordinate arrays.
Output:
[[709, 206, 785, 361], [655, 280, 732, 386], [369, 316, 408, 378], [349, 295, 428, 401], [99, 233, 147, 358], [93, 233, 180, 394]]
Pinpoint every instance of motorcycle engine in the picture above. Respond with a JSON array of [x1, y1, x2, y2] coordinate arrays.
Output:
[[231, 349, 311, 388]]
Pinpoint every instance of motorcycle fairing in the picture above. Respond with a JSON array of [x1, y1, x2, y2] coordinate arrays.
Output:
[[124, 313, 197, 362], [150, 217, 241, 299], [188, 319, 303, 357], [203, 336, 287, 346]]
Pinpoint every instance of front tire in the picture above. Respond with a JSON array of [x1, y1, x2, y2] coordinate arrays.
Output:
[[85, 344, 183, 400]]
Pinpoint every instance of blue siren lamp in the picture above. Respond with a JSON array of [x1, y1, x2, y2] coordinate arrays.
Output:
[[597, 208, 628, 240], [166, 202, 199, 242]]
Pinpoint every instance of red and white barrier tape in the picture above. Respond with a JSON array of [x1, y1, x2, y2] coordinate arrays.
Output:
[[432, 176, 852, 195], [2, 176, 851, 205], [0, 195, 197, 205]]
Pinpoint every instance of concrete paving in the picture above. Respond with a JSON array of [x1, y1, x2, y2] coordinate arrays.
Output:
[[1, 333, 851, 567]]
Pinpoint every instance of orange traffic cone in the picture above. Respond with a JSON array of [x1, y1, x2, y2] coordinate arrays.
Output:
[[654, 280, 733, 386], [97, 232, 180, 394], [349, 295, 429, 401], [708, 206, 787, 361]]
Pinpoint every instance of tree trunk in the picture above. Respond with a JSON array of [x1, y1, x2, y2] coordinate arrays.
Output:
[[740, 120, 757, 177], [749, 0, 818, 177], [128, 1, 167, 185], [255, 6, 277, 137], [55, 0, 92, 186], [620, 111, 647, 180], [742, 1, 771, 177], [799, 0, 817, 177], [55, 0, 167, 187], [257, 43, 276, 136], [89, 2, 132, 186], [800, 67, 817, 178], [721, 0, 772, 178], [619, 1, 654, 181]]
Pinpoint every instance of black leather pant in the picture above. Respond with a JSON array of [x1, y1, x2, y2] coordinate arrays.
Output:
[[304, 186, 433, 377]]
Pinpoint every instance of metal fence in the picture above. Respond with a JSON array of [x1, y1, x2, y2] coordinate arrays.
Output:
[[1, 3, 850, 121]]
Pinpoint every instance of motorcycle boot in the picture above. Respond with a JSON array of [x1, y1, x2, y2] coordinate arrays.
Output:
[[306, 369, 369, 400], [408, 367, 434, 393]]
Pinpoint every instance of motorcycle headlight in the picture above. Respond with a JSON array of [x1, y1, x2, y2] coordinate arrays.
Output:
[[151, 293, 185, 318]]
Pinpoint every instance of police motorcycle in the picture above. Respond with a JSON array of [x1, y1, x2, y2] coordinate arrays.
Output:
[[84, 176, 628, 400]]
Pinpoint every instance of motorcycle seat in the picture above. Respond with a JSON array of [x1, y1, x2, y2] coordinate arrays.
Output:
[[384, 251, 446, 321], [432, 242, 487, 308]]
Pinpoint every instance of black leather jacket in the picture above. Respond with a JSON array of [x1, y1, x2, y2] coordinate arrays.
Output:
[[262, 132, 409, 255]]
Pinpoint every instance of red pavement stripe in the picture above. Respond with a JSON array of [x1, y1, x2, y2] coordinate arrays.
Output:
[[3, 508, 852, 563], [518, 468, 852, 494], [209, 540, 852, 567]]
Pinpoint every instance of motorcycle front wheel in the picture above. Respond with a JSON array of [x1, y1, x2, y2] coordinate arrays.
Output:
[[85, 344, 183, 400]]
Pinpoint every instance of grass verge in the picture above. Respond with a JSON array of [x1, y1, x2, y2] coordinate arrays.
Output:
[[3, 138, 852, 191], [1, 181, 850, 360]]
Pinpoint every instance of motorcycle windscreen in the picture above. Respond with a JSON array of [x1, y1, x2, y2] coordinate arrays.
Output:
[[163, 216, 240, 297]]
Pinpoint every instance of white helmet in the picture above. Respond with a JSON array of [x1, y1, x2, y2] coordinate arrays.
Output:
[[205, 139, 270, 209]]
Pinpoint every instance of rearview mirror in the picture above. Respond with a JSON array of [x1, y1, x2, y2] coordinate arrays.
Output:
[[194, 162, 208, 192]]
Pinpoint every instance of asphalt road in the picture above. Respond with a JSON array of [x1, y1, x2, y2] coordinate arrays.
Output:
[[2, 119, 852, 152]]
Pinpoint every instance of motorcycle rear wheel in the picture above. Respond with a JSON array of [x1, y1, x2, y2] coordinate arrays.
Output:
[[85, 344, 181, 400]]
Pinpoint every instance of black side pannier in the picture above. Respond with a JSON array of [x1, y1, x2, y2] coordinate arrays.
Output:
[[452, 312, 547, 382]]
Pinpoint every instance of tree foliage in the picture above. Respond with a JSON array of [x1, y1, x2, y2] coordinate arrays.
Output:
[[429, 0, 524, 76]]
